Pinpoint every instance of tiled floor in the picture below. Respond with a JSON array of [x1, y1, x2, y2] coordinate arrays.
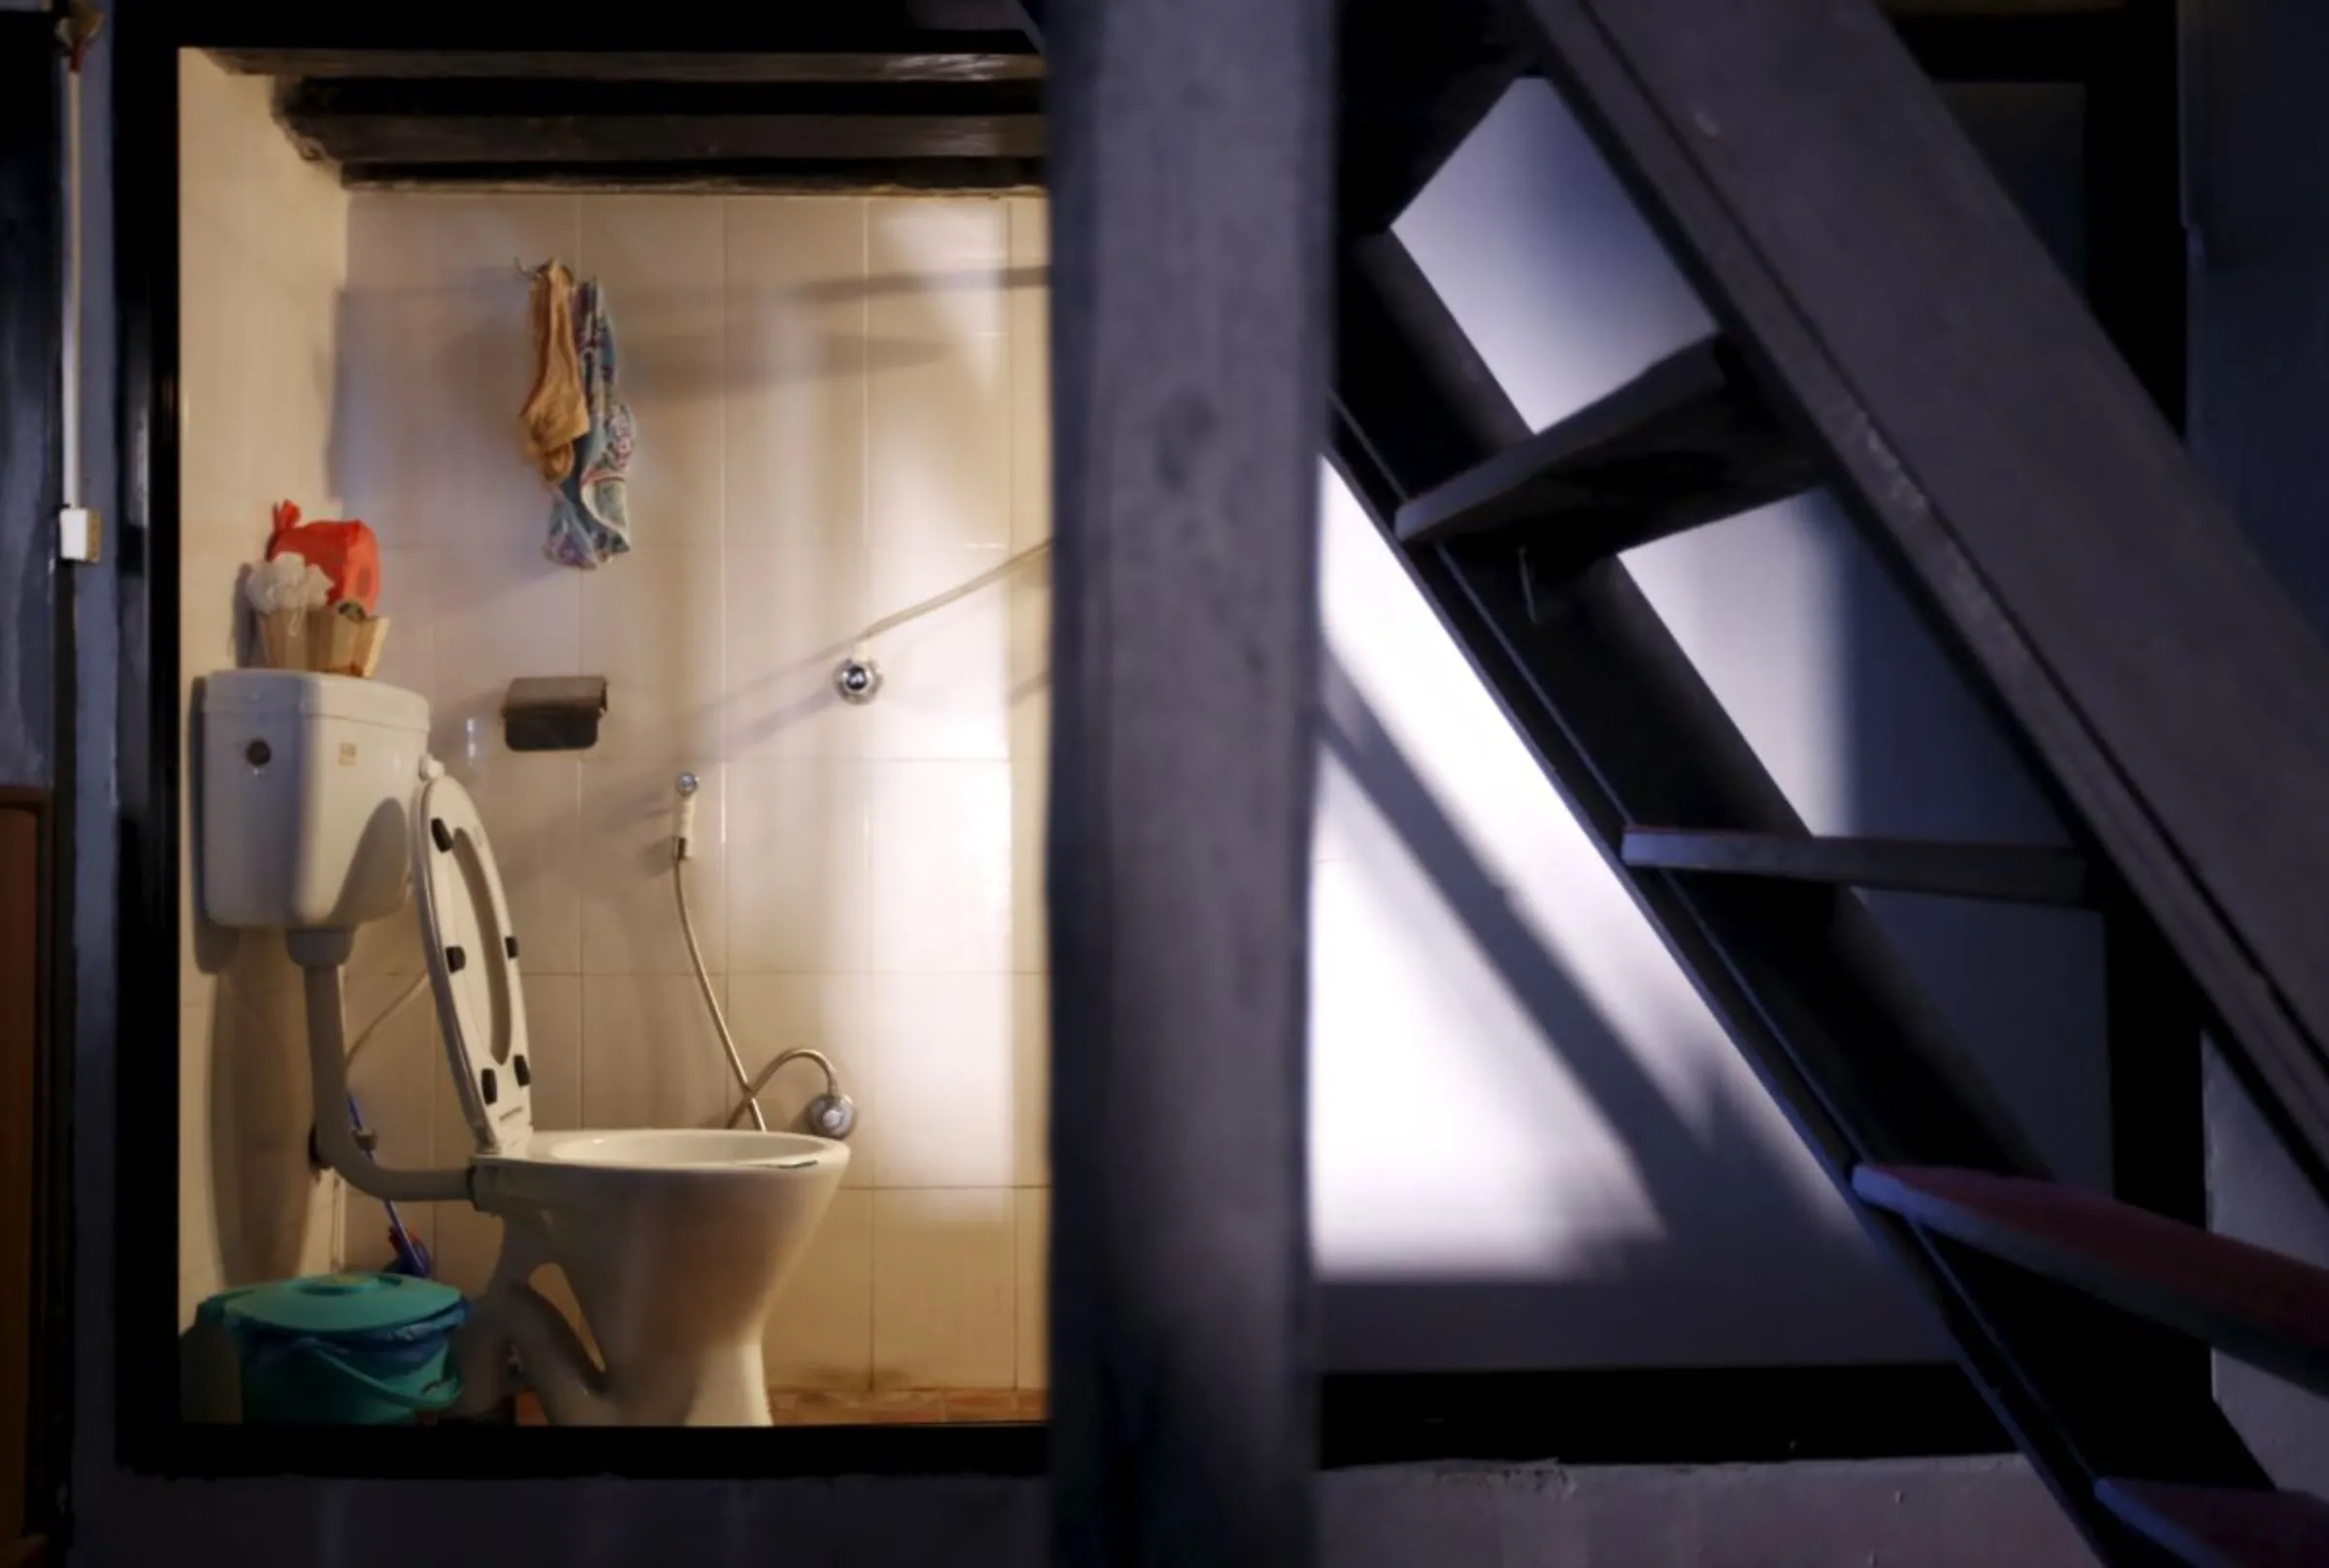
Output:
[[770, 1388, 1048, 1425], [511, 1388, 1047, 1426]]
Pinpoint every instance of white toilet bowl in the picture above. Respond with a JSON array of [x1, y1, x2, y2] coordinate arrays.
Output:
[[459, 1129, 846, 1425], [408, 762, 847, 1425]]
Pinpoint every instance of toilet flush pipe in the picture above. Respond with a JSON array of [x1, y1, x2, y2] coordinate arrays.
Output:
[[289, 931, 473, 1203]]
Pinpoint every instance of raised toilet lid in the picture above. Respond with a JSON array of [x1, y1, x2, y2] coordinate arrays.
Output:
[[410, 766, 534, 1156]]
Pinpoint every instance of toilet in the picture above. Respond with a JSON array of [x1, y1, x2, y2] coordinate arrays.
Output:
[[200, 670, 848, 1425]]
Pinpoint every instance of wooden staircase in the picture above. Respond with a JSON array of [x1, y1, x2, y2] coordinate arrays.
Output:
[[1320, 0, 2329, 1562]]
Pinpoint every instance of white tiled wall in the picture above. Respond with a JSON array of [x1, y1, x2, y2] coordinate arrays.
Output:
[[177, 51, 1052, 1386], [321, 188, 1054, 1392], [176, 51, 352, 1325]]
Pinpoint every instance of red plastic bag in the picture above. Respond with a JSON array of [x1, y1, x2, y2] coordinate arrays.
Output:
[[267, 501, 381, 612]]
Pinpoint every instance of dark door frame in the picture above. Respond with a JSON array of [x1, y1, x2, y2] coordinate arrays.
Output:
[[101, 0, 2181, 1481], [0, 4, 71, 1552]]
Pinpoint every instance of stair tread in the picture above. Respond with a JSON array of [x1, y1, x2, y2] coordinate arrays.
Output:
[[1393, 335, 1816, 552], [1855, 1165, 2329, 1395], [2096, 1480, 2329, 1568], [1620, 828, 2091, 906]]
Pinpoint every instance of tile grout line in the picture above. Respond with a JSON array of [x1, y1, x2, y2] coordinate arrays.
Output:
[[1006, 1174, 1021, 1390], [858, 194, 882, 1393], [712, 192, 733, 993]]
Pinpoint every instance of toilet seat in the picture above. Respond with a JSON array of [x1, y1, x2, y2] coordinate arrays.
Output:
[[410, 765, 535, 1157], [406, 764, 853, 1179], [400, 763, 855, 1427]]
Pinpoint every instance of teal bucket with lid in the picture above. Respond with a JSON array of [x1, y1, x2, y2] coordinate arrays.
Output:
[[214, 1271, 468, 1424]]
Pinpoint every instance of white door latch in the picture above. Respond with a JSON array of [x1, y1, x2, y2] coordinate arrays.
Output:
[[58, 506, 100, 563]]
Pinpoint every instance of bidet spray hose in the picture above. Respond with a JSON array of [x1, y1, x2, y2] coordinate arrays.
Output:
[[671, 773, 770, 1130]]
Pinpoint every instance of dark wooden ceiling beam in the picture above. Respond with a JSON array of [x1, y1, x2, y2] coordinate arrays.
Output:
[[276, 77, 1040, 116], [211, 48, 1043, 83], [175, 1, 1033, 52], [289, 114, 1043, 166], [338, 159, 1044, 194], [273, 76, 1043, 172]]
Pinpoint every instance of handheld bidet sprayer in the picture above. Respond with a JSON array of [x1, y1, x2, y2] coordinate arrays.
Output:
[[672, 770, 701, 861]]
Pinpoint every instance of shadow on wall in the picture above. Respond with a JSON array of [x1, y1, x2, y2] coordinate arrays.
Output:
[[1313, 653, 1908, 1369], [185, 676, 339, 1304], [323, 226, 1031, 761], [201, 934, 331, 1284]]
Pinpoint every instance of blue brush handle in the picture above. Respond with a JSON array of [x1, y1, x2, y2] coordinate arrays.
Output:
[[347, 1092, 434, 1278]]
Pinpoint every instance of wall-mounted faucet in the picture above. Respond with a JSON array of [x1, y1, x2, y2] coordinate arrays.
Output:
[[827, 539, 1053, 710], [833, 657, 882, 705]]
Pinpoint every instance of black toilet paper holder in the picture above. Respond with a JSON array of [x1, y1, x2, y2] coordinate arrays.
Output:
[[502, 675, 608, 752]]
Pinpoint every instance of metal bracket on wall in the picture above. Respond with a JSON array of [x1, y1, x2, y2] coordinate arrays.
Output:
[[55, 507, 97, 565]]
